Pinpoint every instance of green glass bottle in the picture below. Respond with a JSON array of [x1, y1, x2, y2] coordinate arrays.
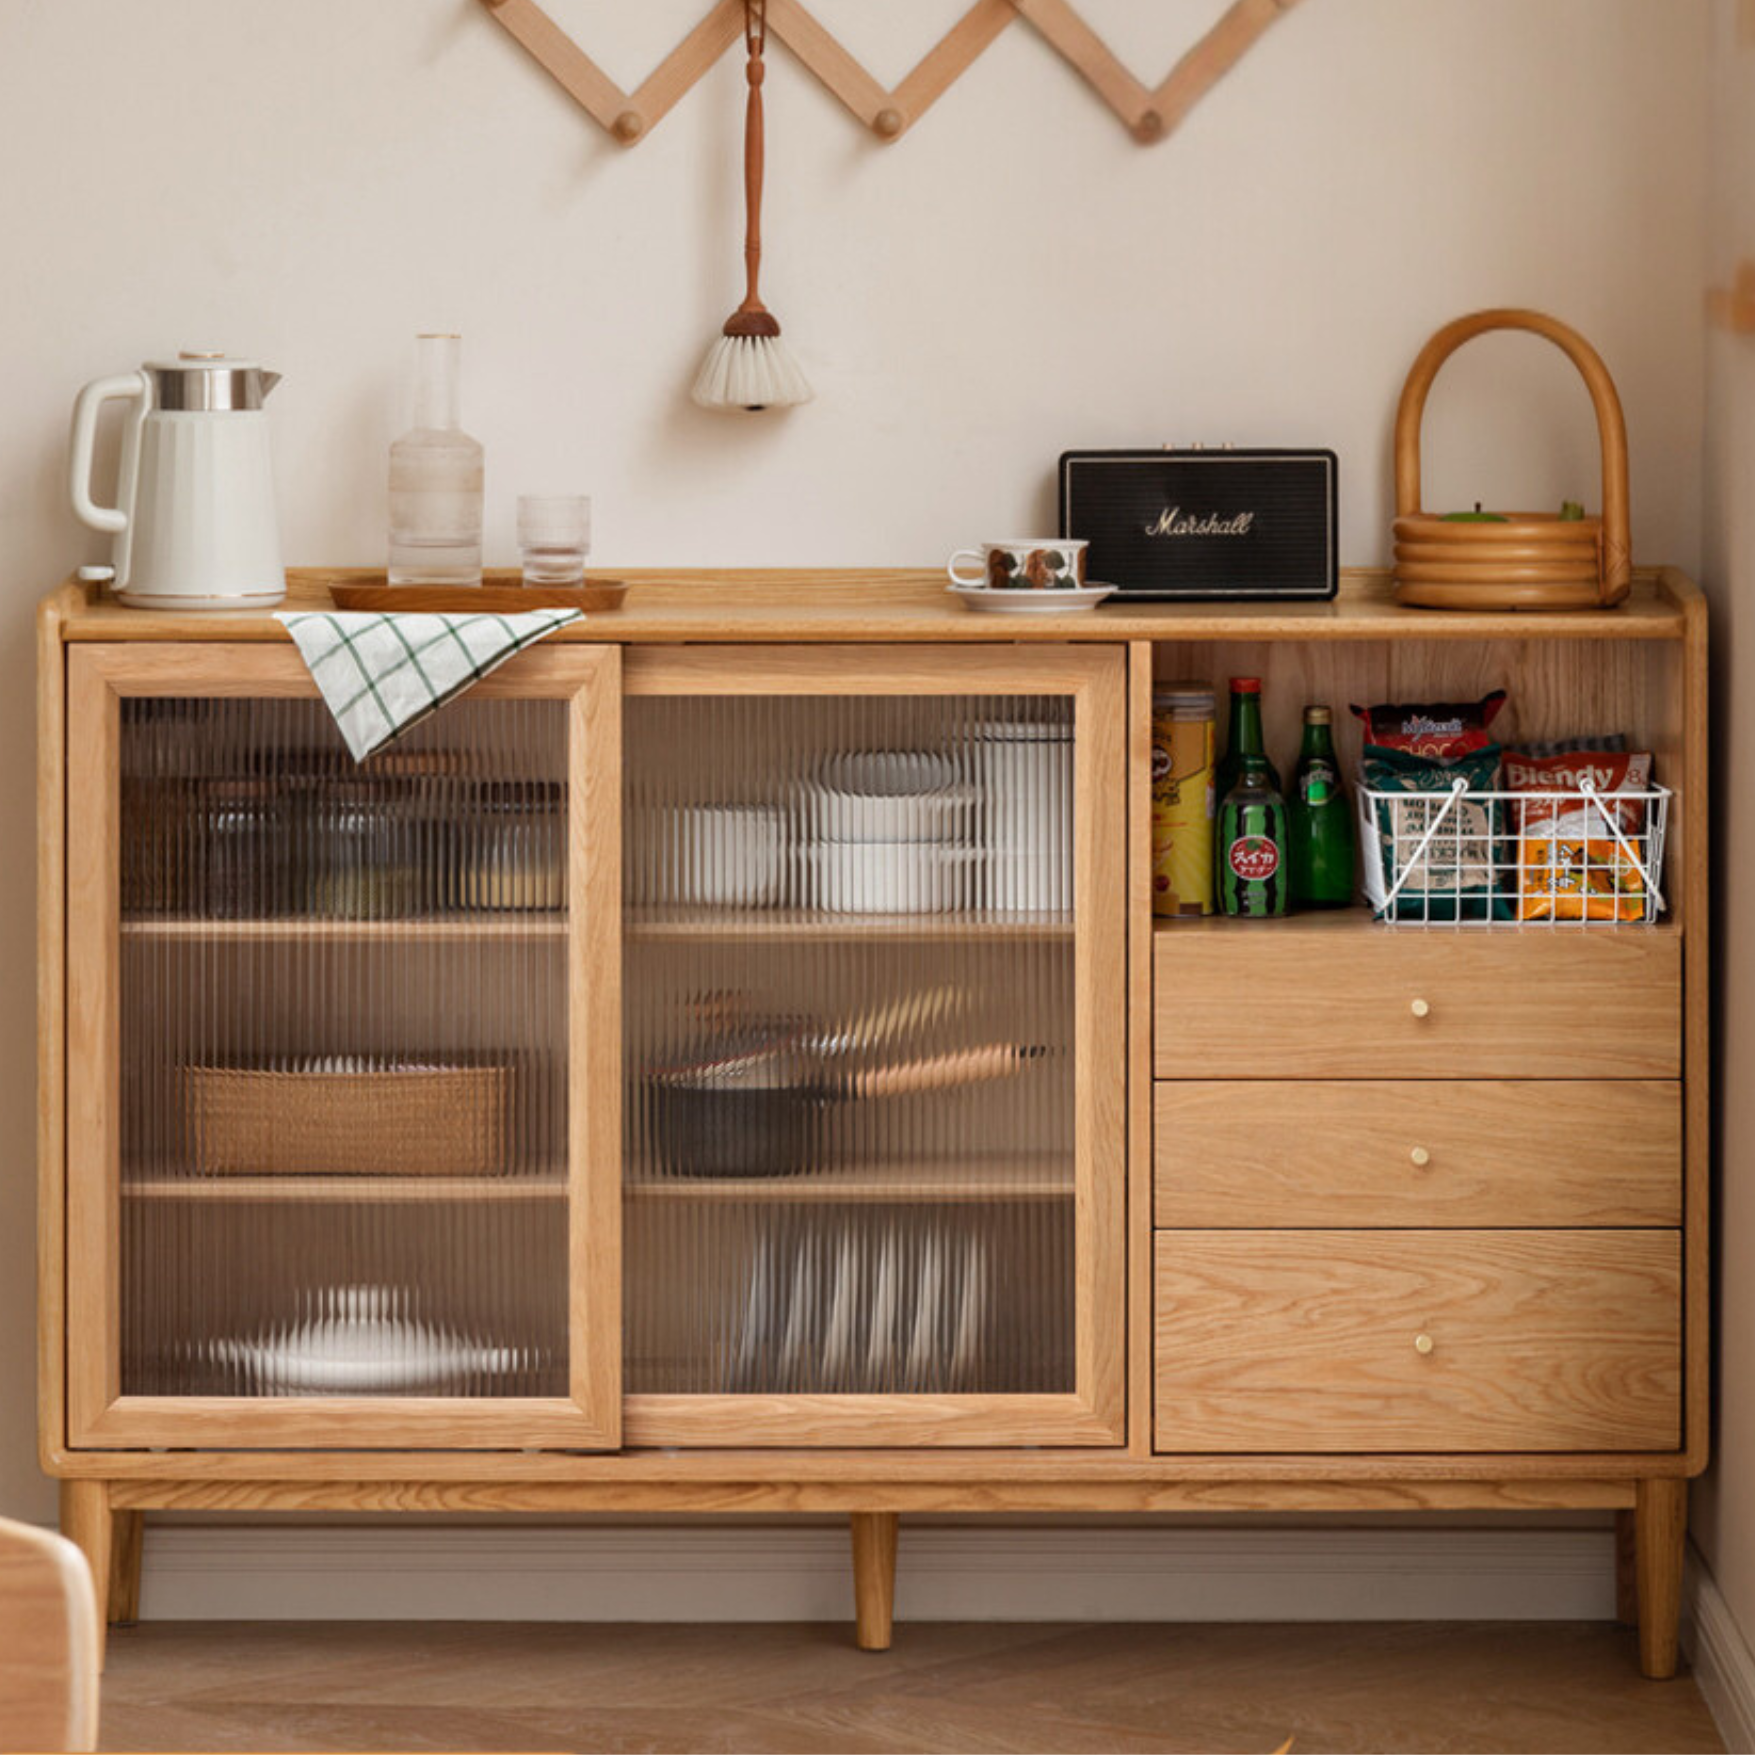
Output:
[[1287, 705, 1355, 909], [1217, 755, 1288, 918], [1212, 676, 1281, 808]]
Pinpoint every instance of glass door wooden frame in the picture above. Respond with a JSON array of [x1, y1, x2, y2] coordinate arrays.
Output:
[[64, 642, 623, 1451], [620, 644, 1128, 1448]]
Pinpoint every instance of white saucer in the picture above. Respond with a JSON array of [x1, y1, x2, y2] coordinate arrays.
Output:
[[948, 583, 1117, 614]]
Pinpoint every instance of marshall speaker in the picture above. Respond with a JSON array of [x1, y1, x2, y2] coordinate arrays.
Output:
[[1059, 448, 1338, 602]]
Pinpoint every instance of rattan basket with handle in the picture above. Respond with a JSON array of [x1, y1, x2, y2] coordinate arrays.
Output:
[[183, 1058, 510, 1177], [1392, 308, 1632, 612]]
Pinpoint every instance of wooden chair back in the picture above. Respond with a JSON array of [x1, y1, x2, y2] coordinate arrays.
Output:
[[0, 1516, 100, 1753]]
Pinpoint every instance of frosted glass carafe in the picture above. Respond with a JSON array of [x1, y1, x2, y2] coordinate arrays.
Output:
[[388, 333, 484, 587]]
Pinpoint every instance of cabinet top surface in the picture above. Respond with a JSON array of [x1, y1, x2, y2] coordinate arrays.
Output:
[[47, 567, 1699, 644]]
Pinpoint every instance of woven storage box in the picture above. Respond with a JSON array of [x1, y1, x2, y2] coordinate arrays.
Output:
[[184, 1059, 510, 1177]]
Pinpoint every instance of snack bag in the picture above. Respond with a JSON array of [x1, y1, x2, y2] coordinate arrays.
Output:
[[1360, 744, 1509, 922], [1351, 690, 1508, 760], [1504, 749, 1655, 922]]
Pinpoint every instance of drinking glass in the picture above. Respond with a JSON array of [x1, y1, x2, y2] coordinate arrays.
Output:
[[517, 495, 591, 586]]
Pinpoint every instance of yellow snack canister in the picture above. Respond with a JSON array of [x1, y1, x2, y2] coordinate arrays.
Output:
[[1152, 684, 1215, 917]]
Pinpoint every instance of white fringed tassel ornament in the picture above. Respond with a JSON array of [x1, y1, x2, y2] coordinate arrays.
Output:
[[691, 0, 812, 412]]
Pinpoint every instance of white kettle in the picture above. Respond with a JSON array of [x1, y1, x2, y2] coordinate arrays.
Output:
[[69, 352, 285, 609]]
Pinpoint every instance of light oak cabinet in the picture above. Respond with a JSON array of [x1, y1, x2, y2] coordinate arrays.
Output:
[[39, 568, 1706, 1676]]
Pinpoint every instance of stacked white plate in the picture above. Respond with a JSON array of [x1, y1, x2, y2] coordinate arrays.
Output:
[[802, 751, 977, 914], [727, 1222, 989, 1395]]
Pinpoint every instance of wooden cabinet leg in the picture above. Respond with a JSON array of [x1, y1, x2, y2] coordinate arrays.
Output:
[[1614, 1508, 1637, 1626], [850, 1512, 899, 1652], [59, 1481, 114, 1669], [1635, 1478, 1688, 1679], [109, 1510, 144, 1626]]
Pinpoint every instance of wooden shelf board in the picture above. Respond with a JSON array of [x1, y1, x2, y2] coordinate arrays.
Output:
[[121, 917, 567, 942], [626, 1159, 1072, 1203], [122, 1175, 567, 1203], [54, 568, 1698, 646], [1153, 909, 1681, 938], [626, 908, 1072, 943]]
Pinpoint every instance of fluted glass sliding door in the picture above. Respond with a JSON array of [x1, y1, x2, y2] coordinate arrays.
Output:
[[620, 646, 1126, 1447], [65, 643, 621, 1450]]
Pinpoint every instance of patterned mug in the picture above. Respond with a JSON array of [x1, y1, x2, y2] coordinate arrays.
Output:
[[947, 539, 1089, 591]]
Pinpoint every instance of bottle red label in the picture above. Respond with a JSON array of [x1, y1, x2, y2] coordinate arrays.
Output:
[[1227, 835, 1280, 881]]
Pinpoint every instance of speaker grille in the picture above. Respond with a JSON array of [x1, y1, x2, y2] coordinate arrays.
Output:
[[1060, 450, 1337, 601]]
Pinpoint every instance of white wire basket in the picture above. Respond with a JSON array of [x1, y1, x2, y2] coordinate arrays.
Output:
[[1357, 778, 1670, 926]]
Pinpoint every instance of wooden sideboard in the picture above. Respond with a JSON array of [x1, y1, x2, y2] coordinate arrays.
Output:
[[37, 568, 1707, 1676]]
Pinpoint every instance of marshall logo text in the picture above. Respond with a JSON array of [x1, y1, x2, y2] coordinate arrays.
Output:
[[1143, 507, 1256, 538]]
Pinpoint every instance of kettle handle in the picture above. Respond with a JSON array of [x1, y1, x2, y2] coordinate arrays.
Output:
[[69, 372, 149, 535]]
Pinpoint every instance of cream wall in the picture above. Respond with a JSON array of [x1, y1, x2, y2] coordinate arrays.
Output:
[[1695, 0, 1755, 1655], [0, 1, 1713, 1527]]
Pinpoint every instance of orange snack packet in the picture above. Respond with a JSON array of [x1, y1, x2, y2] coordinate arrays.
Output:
[[1503, 750, 1654, 921]]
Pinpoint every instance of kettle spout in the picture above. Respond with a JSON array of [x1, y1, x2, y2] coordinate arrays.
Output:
[[259, 370, 282, 398]]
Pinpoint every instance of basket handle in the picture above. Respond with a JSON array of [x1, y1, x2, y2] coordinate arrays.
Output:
[[1393, 308, 1632, 607]]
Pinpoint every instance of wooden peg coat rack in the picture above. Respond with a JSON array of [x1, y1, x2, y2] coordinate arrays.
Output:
[[479, 0, 1306, 146]]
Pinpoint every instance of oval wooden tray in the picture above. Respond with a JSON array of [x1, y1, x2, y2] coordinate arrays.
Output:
[[331, 582, 627, 613]]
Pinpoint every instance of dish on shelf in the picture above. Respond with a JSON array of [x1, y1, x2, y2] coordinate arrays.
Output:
[[947, 582, 1116, 614], [865, 1229, 900, 1384], [645, 804, 785, 907], [731, 1232, 773, 1390], [905, 1232, 945, 1389], [776, 1240, 819, 1384], [803, 842, 979, 914], [208, 1286, 524, 1395], [722, 1220, 989, 1395], [951, 1233, 988, 1381], [183, 1057, 510, 1178], [820, 1231, 861, 1381], [806, 751, 975, 843]]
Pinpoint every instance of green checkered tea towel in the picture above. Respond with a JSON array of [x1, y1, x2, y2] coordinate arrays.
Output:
[[277, 608, 583, 762]]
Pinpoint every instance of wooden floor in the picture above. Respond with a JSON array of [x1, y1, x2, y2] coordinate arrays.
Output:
[[96, 1621, 1725, 1754]]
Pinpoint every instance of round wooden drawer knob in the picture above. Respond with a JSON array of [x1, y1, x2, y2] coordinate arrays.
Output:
[[1414, 1333, 1436, 1356], [1410, 1146, 1432, 1168], [1410, 998, 1431, 1019]]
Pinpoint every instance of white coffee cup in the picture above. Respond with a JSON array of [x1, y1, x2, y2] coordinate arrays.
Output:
[[947, 539, 1089, 591]]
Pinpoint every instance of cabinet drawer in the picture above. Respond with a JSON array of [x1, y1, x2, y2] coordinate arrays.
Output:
[[1153, 1230, 1680, 1454], [1154, 1080, 1681, 1227], [1153, 927, 1680, 1079]]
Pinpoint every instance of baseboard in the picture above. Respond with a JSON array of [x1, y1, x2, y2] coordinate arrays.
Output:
[[138, 1524, 1615, 1623], [1686, 1546, 1755, 1754]]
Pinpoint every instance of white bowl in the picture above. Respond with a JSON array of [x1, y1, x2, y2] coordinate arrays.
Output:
[[650, 804, 785, 907], [807, 752, 973, 844], [805, 781, 976, 844], [819, 750, 959, 796], [804, 843, 977, 914]]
